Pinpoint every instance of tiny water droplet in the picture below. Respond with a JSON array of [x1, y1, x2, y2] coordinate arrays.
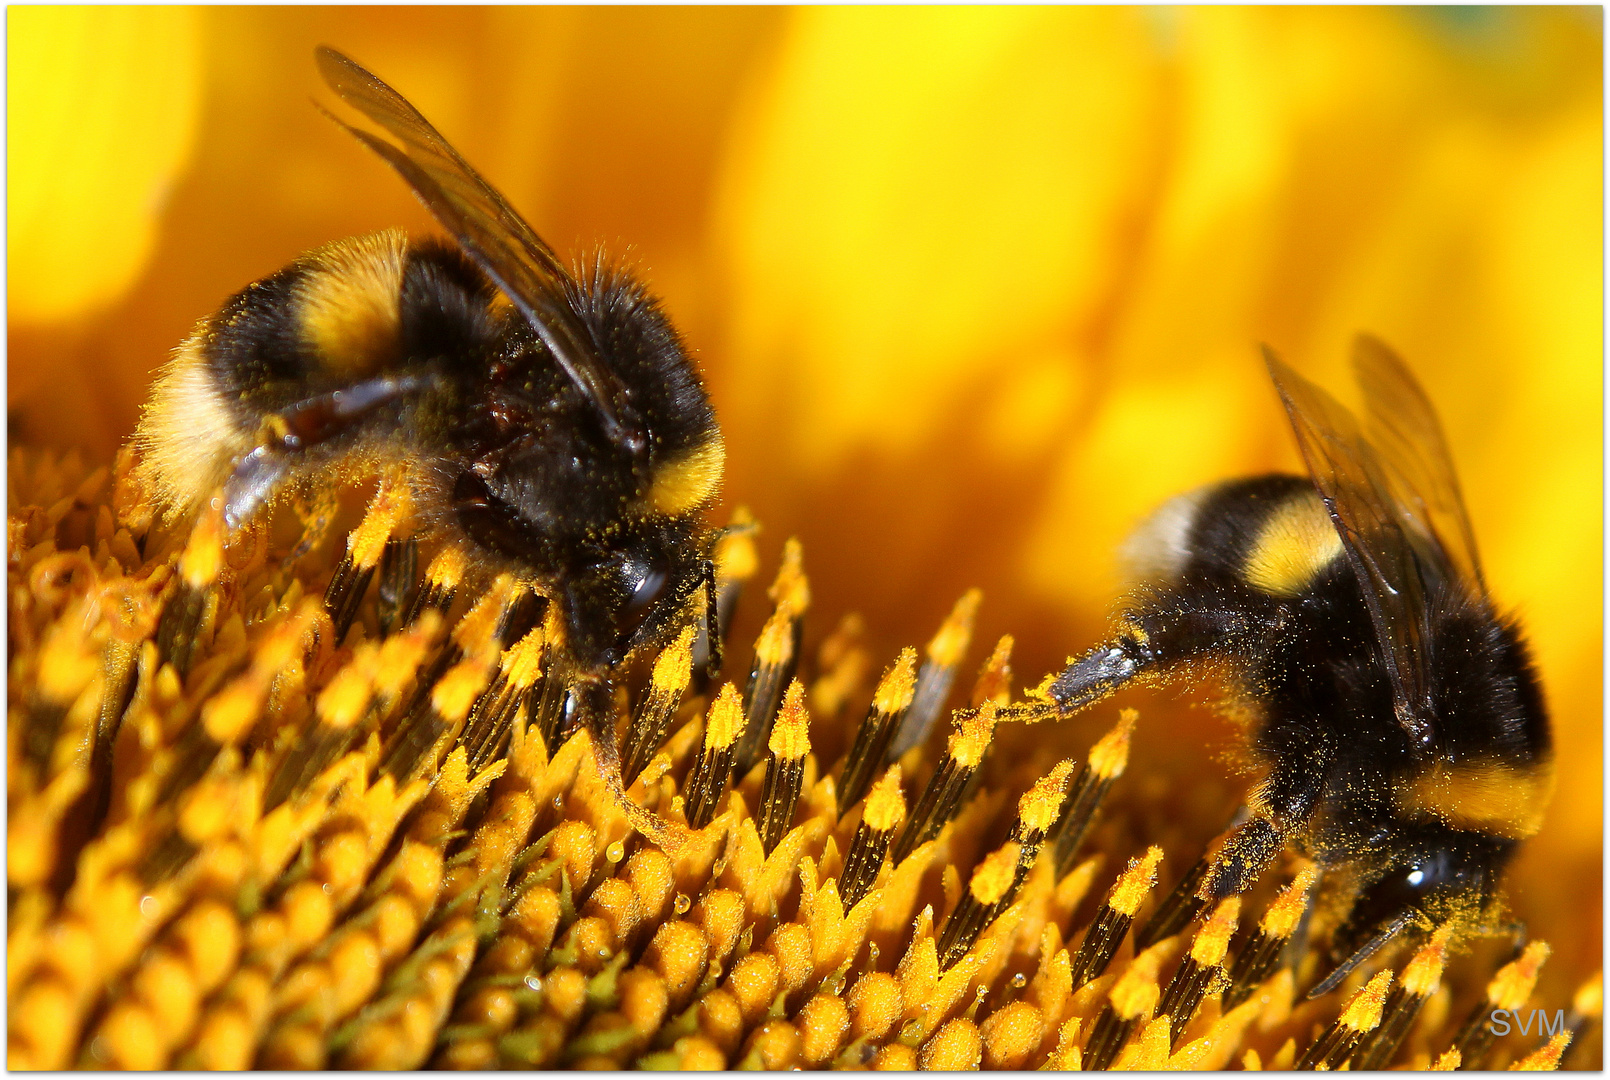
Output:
[[524, 974, 543, 993], [606, 841, 625, 863], [552, 795, 564, 810], [1011, 972, 1028, 989], [673, 893, 691, 915]]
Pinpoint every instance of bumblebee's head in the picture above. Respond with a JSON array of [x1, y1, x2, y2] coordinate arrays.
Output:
[[452, 468, 713, 672], [1327, 831, 1513, 975], [558, 515, 710, 672]]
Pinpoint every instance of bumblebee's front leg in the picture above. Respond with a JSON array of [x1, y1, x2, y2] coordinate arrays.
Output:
[[1045, 630, 1156, 712], [1045, 598, 1259, 714], [700, 557, 722, 679]]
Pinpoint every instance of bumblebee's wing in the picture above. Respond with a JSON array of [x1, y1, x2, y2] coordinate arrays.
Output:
[[1263, 347, 1436, 753], [314, 46, 646, 453], [1351, 334, 1486, 595]]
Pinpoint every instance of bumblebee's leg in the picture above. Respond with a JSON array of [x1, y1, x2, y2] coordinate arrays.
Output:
[[287, 485, 341, 565], [1047, 600, 1261, 713], [221, 373, 426, 528], [1202, 737, 1334, 900], [1046, 632, 1154, 712], [701, 557, 722, 679], [576, 677, 690, 856]]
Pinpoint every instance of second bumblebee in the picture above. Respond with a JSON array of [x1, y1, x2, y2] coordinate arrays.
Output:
[[1036, 338, 1551, 990]]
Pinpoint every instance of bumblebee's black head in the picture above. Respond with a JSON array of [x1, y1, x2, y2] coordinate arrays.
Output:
[[453, 467, 711, 671], [557, 515, 711, 671], [1327, 827, 1514, 977]]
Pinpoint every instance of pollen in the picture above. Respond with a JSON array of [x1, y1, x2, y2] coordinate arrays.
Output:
[[1088, 706, 1137, 779], [967, 842, 1022, 905], [1190, 896, 1242, 967], [1111, 845, 1165, 917], [862, 766, 907, 832], [1401, 925, 1453, 998], [1338, 970, 1393, 1032], [950, 704, 997, 768], [1490, 942, 1553, 1013], [1018, 759, 1077, 833], [768, 681, 811, 761], [928, 588, 982, 669], [4, 446, 1587, 1072], [703, 682, 746, 750]]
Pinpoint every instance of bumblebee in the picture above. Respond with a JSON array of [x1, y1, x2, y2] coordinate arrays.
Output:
[[1039, 337, 1551, 989], [135, 48, 724, 685]]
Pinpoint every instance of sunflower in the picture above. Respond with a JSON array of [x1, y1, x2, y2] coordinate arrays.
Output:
[[8, 7, 1601, 1070]]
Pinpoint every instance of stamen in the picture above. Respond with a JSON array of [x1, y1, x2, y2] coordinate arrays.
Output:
[[890, 704, 996, 864], [620, 625, 696, 785], [756, 681, 811, 854], [1048, 708, 1136, 877], [378, 579, 512, 780], [323, 479, 409, 639], [887, 589, 981, 759], [1296, 969, 1392, 1069], [1449, 941, 1550, 1068], [1353, 925, 1451, 1070], [1136, 852, 1208, 949], [835, 647, 917, 814], [935, 760, 1075, 969], [1511, 1031, 1572, 1071], [1082, 941, 1166, 1070], [729, 539, 808, 779], [1223, 866, 1318, 1008], [1157, 897, 1242, 1046], [376, 536, 419, 637], [401, 544, 468, 627], [1069, 846, 1164, 988], [936, 842, 1021, 970], [460, 624, 546, 774], [968, 634, 1014, 708], [839, 766, 906, 912], [691, 506, 760, 686], [155, 503, 225, 677], [684, 683, 746, 829]]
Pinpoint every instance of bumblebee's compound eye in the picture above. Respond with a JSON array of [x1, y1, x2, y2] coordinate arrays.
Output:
[[1328, 843, 1498, 980], [614, 557, 669, 653]]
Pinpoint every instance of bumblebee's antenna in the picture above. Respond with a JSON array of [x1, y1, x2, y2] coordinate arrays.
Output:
[[1307, 907, 1417, 999]]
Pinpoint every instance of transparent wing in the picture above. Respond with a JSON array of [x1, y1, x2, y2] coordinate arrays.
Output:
[[315, 46, 645, 453], [1351, 333, 1485, 595], [1263, 347, 1436, 753]]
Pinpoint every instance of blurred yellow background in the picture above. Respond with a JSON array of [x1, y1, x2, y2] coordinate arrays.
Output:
[[8, 7, 1600, 999]]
